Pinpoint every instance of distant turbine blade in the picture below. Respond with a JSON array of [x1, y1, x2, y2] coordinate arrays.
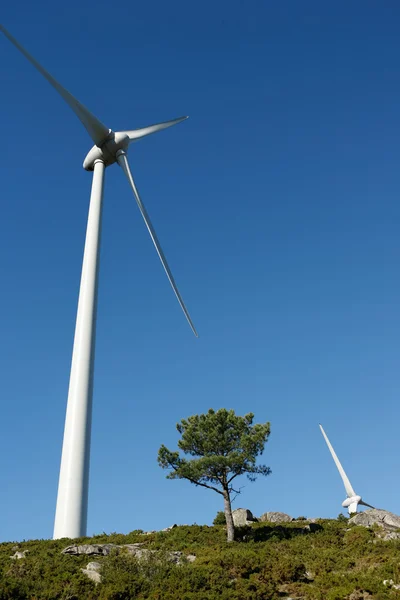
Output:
[[123, 116, 188, 143], [116, 151, 198, 337], [0, 25, 110, 146], [319, 424, 356, 498]]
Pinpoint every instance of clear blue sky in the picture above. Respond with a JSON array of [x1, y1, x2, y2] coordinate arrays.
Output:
[[1, 1, 399, 541]]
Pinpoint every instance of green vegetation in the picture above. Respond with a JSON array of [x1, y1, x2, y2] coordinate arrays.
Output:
[[213, 511, 227, 526], [158, 408, 271, 541], [1, 518, 400, 599]]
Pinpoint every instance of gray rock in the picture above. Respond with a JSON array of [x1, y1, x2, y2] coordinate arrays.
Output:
[[380, 531, 400, 541], [186, 554, 196, 563], [259, 512, 293, 523], [232, 508, 257, 526], [86, 561, 102, 571], [383, 579, 400, 590], [62, 544, 119, 556], [349, 509, 400, 531], [81, 561, 102, 584], [10, 550, 28, 560], [62, 543, 195, 565]]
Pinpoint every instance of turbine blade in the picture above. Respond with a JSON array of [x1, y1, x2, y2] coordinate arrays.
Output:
[[359, 500, 375, 509], [319, 424, 357, 498], [0, 25, 110, 146], [122, 116, 188, 142], [116, 151, 198, 337]]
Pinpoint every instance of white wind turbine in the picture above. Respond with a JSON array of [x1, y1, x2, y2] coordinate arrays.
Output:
[[319, 424, 374, 515], [0, 25, 197, 540]]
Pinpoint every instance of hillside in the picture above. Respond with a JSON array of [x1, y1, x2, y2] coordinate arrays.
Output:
[[1, 517, 400, 599]]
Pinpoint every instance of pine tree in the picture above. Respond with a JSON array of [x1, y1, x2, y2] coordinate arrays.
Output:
[[158, 408, 271, 542]]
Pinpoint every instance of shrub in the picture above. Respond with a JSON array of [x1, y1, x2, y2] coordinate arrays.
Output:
[[213, 511, 227, 526], [1, 518, 399, 599], [337, 513, 348, 522]]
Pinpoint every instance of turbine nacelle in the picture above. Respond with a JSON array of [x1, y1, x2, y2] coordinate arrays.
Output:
[[342, 495, 362, 508], [83, 131, 130, 171]]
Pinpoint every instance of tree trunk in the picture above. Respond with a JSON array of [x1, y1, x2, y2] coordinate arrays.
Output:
[[223, 490, 235, 542]]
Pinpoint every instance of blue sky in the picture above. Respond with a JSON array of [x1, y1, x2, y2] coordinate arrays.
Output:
[[0, 1, 399, 541]]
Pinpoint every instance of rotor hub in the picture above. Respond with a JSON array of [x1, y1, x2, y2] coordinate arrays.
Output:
[[83, 131, 130, 171]]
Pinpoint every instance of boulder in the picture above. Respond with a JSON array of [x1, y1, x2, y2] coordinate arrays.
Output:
[[81, 561, 102, 584], [62, 542, 149, 557], [62, 544, 121, 556], [232, 508, 257, 526], [259, 512, 293, 523], [62, 543, 195, 565], [349, 509, 400, 531], [10, 550, 28, 560]]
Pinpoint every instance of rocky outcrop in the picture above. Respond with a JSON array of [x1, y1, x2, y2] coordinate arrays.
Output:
[[10, 550, 28, 560], [349, 509, 400, 531], [63, 544, 123, 556], [62, 543, 195, 565], [349, 509, 400, 540], [259, 512, 293, 523], [232, 508, 257, 526]]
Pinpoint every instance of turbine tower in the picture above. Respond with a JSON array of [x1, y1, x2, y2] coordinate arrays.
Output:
[[0, 25, 197, 539], [319, 424, 374, 515]]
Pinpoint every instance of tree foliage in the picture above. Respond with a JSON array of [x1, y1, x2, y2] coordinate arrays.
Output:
[[213, 511, 227, 526], [158, 408, 271, 494], [158, 408, 271, 541]]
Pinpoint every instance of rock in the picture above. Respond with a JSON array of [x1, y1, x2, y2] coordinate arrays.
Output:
[[380, 531, 400, 541], [348, 591, 374, 600], [259, 512, 293, 523], [349, 509, 400, 531], [277, 584, 305, 598], [232, 508, 257, 526], [383, 579, 400, 590], [10, 550, 28, 560], [62, 544, 119, 556], [62, 543, 195, 566], [86, 561, 102, 571], [81, 561, 102, 584], [186, 554, 196, 563]]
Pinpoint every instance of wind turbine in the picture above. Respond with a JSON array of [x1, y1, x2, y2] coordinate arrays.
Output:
[[0, 25, 197, 540], [319, 424, 374, 515]]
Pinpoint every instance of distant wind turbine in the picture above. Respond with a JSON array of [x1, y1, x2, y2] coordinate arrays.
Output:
[[319, 424, 374, 515], [0, 24, 197, 540]]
